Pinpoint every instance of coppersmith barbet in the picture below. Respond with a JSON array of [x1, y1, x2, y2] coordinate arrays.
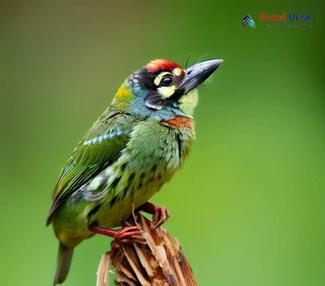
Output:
[[46, 58, 223, 285]]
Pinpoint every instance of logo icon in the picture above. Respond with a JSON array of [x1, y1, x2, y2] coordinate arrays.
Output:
[[241, 15, 256, 28]]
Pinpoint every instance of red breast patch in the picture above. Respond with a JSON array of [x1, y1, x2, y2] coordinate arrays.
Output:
[[160, 116, 194, 133]]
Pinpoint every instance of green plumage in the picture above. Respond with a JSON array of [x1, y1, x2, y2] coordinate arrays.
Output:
[[54, 244, 73, 285], [49, 108, 193, 248], [47, 58, 222, 285]]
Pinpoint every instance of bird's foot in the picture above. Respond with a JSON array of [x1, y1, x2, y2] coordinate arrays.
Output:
[[89, 224, 146, 249], [138, 202, 170, 228]]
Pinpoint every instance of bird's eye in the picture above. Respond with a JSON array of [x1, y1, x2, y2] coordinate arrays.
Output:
[[161, 76, 173, 86]]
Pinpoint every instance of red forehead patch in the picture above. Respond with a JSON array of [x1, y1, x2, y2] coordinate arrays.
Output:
[[146, 59, 181, 73]]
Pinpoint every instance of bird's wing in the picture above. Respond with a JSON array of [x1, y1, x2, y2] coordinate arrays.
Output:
[[46, 110, 135, 225]]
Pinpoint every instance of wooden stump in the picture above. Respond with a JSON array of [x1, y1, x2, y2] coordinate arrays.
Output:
[[97, 214, 197, 286]]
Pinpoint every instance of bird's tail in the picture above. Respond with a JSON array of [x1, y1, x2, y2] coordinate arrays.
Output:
[[53, 243, 74, 286]]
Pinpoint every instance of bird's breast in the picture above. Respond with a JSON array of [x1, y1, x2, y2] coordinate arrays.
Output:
[[87, 119, 195, 228]]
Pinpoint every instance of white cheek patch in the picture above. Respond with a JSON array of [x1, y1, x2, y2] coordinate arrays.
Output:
[[158, 86, 176, 99]]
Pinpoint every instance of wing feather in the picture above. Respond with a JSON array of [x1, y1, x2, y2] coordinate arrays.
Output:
[[46, 110, 135, 225]]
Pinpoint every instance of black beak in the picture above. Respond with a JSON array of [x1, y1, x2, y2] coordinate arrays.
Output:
[[177, 59, 223, 94]]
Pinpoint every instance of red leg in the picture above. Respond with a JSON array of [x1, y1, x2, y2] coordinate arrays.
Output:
[[138, 202, 170, 228], [89, 224, 146, 248]]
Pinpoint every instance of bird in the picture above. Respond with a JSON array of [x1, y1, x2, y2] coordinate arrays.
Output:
[[46, 58, 223, 285]]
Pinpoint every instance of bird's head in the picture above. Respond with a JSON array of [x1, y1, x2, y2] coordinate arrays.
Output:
[[112, 58, 223, 120]]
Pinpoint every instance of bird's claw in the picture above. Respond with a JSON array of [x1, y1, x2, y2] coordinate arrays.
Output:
[[111, 225, 146, 249], [152, 205, 170, 228], [137, 202, 170, 228]]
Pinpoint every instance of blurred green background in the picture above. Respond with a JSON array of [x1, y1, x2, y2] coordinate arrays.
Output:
[[1, 0, 324, 285]]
